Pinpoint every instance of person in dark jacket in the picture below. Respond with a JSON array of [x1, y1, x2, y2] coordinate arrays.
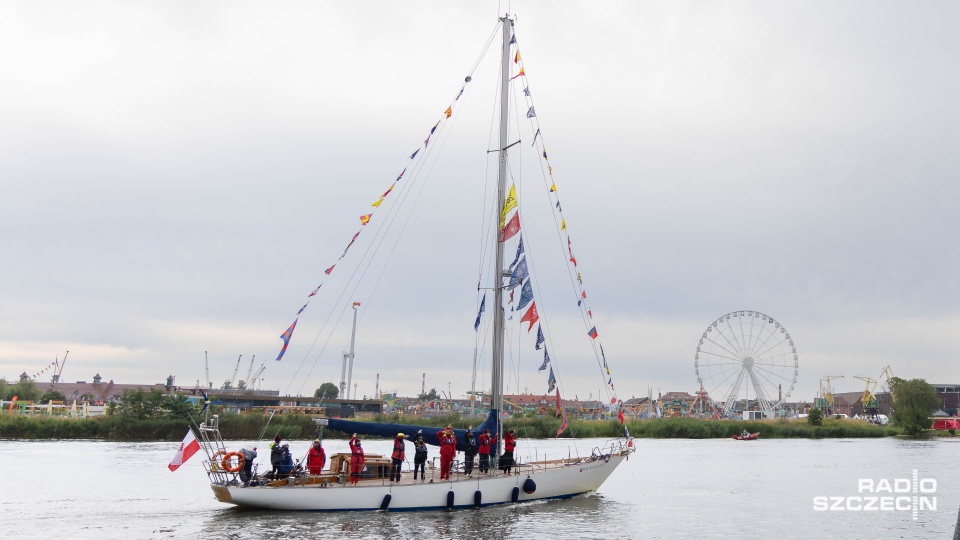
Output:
[[463, 426, 477, 478], [390, 433, 407, 482], [270, 442, 282, 478], [413, 431, 428, 481], [239, 446, 257, 484], [278, 443, 294, 476]]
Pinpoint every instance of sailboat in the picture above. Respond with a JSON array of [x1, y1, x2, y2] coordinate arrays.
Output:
[[193, 14, 633, 511]]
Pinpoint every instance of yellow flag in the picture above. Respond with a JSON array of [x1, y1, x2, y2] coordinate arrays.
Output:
[[549, 183, 557, 192], [561, 219, 566, 231], [371, 198, 383, 208], [500, 184, 518, 228], [445, 107, 452, 118]]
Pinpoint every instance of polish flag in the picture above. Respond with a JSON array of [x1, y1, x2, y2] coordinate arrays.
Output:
[[168, 430, 201, 472]]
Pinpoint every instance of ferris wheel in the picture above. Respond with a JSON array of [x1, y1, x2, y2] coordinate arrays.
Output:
[[694, 310, 798, 416]]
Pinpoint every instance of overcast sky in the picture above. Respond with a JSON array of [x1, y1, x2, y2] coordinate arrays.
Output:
[[2, 1, 957, 406]]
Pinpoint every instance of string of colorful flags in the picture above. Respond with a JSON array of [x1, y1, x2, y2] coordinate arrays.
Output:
[[30, 357, 60, 380], [274, 77, 473, 362], [513, 29, 621, 426]]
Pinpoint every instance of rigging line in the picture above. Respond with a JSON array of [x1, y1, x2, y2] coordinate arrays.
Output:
[[521, 81, 616, 406], [280, 26, 499, 394], [513, 61, 612, 403], [285, 37, 498, 398]]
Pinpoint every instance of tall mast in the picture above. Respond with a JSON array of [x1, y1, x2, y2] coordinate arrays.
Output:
[[490, 15, 513, 455]]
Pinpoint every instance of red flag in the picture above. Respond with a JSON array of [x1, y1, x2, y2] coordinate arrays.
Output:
[[520, 301, 539, 332], [555, 389, 562, 418], [556, 409, 568, 437], [610, 398, 617, 405], [618, 408, 625, 425], [168, 429, 201, 471], [325, 265, 335, 275], [500, 212, 521, 242], [359, 214, 372, 225]]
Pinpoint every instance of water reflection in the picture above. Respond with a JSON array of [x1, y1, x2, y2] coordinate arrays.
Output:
[[197, 494, 609, 540]]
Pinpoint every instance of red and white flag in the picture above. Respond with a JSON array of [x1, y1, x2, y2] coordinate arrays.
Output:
[[168, 429, 201, 472]]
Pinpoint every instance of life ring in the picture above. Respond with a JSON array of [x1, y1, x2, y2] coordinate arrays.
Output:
[[222, 451, 245, 473], [210, 450, 227, 471]]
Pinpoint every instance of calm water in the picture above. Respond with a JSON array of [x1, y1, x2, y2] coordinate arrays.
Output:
[[1, 437, 957, 539]]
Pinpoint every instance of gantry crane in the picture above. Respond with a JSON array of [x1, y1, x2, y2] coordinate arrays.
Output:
[[854, 375, 879, 420], [818, 375, 844, 415]]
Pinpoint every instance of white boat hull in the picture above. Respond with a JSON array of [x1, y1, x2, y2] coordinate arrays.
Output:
[[212, 454, 628, 511]]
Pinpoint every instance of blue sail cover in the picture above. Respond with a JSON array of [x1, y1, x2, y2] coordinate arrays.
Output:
[[326, 409, 501, 452]]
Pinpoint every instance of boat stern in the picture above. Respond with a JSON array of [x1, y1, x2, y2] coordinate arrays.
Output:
[[211, 484, 233, 503]]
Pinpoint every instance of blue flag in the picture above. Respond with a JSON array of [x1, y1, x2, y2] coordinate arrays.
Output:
[[474, 295, 486, 331], [539, 349, 550, 372], [526, 106, 536, 118], [535, 324, 544, 350], [547, 367, 556, 392], [508, 238, 525, 272], [507, 257, 528, 290], [410, 148, 420, 159], [518, 280, 534, 311]]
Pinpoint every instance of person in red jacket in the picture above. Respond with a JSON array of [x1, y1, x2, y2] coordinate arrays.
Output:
[[438, 425, 457, 481], [349, 434, 365, 485], [500, 430, 517, 475], [477, 429, 492, 474], [306, 439, 326, 475], [390, 433, 407, 482]]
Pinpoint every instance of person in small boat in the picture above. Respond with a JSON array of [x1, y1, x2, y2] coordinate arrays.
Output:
[[390, 432, 407, 482], [413, 431, 428, 481], [239, 446, 257, 485], [499, 430, 517, 475], [438, 425, 457, 481], [478, 429, 494, 473], [306, 439, 326, 475], [278, 443, 294, 476], [741, 429, 750, 438], [463, 426, 478, 478], [349, 434, 365, 485]]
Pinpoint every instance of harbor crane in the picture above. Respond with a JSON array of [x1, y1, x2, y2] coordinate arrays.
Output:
[[237, 355, 256, 391], [51, 350, 70, 389], [818, 375, 844, 416], [247, 363, 266, 390], [854, 375, 880, 420], [223, 354, 242, 390]]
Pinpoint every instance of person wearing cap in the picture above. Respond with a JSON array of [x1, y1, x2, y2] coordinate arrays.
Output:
[[307, 439, 326, 475], [390, 432, 408, 482], [438, 424, 457, 481], [349, 433, 365, 485], [413, 430, 428, 481], [463, 426, 477, 478]]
